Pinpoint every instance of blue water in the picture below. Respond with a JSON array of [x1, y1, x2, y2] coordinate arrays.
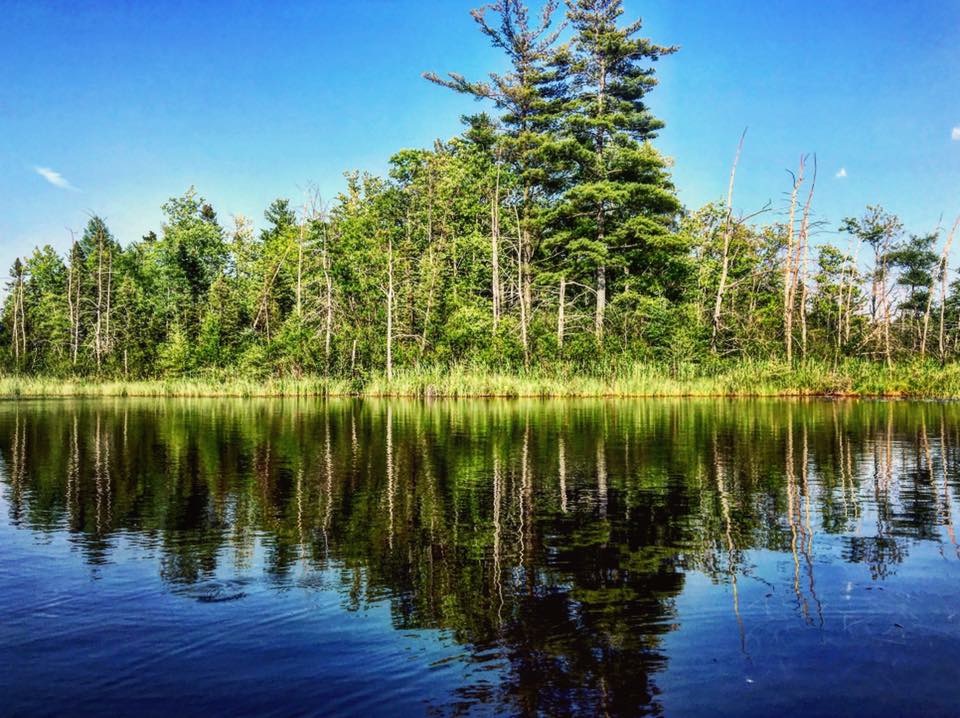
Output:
[[2, 398, 959, 716]]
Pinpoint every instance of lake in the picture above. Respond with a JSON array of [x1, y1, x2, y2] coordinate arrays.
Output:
[[2, 398, 959, 716]]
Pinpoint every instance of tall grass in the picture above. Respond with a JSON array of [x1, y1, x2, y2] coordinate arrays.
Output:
[[0, 375, 352, 399], [364, 359, 960, 398], [4, 360, 960, 399]]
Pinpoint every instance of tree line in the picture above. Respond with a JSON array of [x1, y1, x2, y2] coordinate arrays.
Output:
[[4, 0, 959, 380]]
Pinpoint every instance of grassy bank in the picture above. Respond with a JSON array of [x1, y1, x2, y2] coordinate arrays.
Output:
[[0, 376, 353, 399], [5, 360, 960, 399]]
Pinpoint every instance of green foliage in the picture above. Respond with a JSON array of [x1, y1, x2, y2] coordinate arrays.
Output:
[[158, 321, 193, 377], [1, 2, 956, 386], [22, 246, 69, 374]]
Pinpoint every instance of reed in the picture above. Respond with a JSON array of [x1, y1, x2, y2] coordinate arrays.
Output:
[[0, 375, 352, 399], [4, 360, 960, 399]]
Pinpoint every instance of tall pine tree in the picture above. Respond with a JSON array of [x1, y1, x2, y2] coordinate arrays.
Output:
[[424, 0, 566, 362], [554, 0, 682, 341]]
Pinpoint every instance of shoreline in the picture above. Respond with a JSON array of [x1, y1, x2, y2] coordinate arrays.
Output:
[[2, 363, 960, 399], [0, 391, 905, 400]]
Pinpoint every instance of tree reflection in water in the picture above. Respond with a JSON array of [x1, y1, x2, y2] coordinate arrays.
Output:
[[2, 398, 960, 716]]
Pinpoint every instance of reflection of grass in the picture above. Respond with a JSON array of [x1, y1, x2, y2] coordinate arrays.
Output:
[[5, 360, 960, 398]]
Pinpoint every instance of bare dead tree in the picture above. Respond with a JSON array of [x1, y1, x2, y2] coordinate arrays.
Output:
[[797, 155, 817, 358], [783, 157, 806, 363], [492, 150, 503, 332], [937, 216, 960, 363], [10, 259, 27, 368], [92, 219, 113, 373], [711, 128, 747, 350], [557, 275, 566, 349], [513, 206, 529, 365], [66, 232, 82, 367], [385, 225, 395, 382]]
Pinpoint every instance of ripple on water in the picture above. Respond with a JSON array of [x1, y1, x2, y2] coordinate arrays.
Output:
[[2, 398, 960, 716]]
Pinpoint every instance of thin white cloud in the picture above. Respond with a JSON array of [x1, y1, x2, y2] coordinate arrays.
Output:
[[34, 166, 77, 190], [835, 167, 847, 179], [952, 126, 960, 141]]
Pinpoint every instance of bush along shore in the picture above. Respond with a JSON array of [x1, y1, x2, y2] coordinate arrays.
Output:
[[4, 361, 960, 399]]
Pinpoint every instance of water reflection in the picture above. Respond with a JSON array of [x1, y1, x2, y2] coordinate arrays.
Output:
[[3, 399, 960, 716]]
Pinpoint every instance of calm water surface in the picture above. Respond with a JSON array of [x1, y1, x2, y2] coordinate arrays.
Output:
[[2, 398, 960, 716]]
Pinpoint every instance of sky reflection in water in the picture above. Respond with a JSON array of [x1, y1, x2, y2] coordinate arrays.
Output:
[[2, 398, 959, 717]]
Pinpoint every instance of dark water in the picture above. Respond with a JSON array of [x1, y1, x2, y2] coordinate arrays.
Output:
[[2, 399, 960, 717]]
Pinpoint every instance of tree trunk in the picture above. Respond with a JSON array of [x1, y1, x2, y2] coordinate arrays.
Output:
[[518, 238, 528, 363], [419, 247, 436, 360], [11, 269, 25, 368], [296, 219, 304, 319], [922, 275, 935, 359], [253, 246, 292, 339], [557, 276, 566, 350], [843, 239, 861, 347], [386, 234, 394, 383], [94, 228, 105, 372], [19, 279, 25, 361], [322, 226, 334, 371], [938, 217, 960, 364], [783, 157, 805, 364], [594, 59, 609, 344], [880, 251, 892, 367], [595, 264, 606, 341], [513, 207, 529, 365], [883, 289, 892, 367], [67, 242, 79, 367], [797, 156, 817, 359], [72, 267, 80, 366], [105, 246, 113, 358], [711, 129, 746, 350], [491, 161, 502, 332], [835, 264, 846, 359]]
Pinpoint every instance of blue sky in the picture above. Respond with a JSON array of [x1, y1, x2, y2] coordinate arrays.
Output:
[[2, 0, 959, 277]]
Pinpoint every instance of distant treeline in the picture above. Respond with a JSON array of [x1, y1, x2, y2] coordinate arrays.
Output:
[[4, 0, 959, 380]]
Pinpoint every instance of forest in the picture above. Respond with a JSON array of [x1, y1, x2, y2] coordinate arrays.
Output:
[[4, 0, 960, 393]]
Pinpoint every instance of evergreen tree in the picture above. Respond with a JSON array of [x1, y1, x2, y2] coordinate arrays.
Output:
[[79, 215, 119, 372], [23, 246, 69, 374], [889, 233, 938, 338], [425, 0, 566, 362], [553, 0, 681, 341], [158, 187, 227, 337]]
